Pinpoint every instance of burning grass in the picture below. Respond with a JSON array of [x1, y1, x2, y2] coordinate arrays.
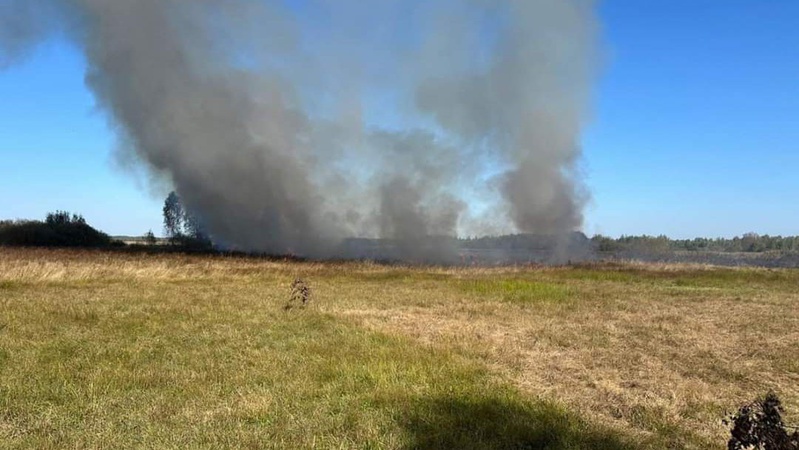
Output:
[[0, 247, 797, 448]]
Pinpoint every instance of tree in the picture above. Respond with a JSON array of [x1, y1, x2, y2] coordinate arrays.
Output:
[[162, 191, 212, 249], [183, 210, 204, 240], [592, 234, 621, 252], [144, 229, 157, 246], [163, 191, 184, 243], [741, 232, 761, 253], [46, 211, 85, 226]]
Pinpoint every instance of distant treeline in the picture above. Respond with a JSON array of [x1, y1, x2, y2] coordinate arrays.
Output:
[[0, 194, 214, 251], [459, 232, 799, 254], [2, 209, 796, 256], [0, 209, 210, 251], [0, 211, 115, 248], [458, 233, 589, 251], [590, 233, 799, 253]]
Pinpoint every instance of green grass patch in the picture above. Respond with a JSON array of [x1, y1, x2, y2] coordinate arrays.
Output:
[[402, 395, 638, 450], [555, 269, 640, 284], [557, 265, 799, 288], [350, 270, 453, 283], [0, 294, 642, 449], [458, 279, 574, 306]]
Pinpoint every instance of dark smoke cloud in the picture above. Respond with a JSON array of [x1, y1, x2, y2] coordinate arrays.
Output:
[[1, 0, 598, 259]]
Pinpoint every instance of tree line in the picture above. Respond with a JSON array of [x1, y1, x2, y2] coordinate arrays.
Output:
[[591, 233, 799, 253], [0, 211, 114, 247], [0, 192, 214, 250], [1, 199, 796, 255]]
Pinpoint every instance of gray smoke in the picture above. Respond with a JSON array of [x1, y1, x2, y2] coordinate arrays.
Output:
[[1, 0, 598, 259], [0, 0, 60, 68]]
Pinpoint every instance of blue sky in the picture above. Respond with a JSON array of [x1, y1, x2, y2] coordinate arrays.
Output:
[[584, 2, 799, 238], [1, 2, 797, 239]]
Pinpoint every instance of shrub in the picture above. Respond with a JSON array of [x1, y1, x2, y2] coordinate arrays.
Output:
[[144, 230, 157, 245], [727, 392, 799, 450], [285, 278, 312, 310], [0, 212, 112, 248]]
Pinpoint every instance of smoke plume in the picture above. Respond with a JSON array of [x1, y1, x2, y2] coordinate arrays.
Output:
[[1, 0, 598, 259]]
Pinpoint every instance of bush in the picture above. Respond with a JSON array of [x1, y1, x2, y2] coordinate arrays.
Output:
[[727, 392, 799, 450], [0, 212, 112, 248]]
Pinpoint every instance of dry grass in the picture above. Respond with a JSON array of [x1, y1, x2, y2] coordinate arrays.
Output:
[[332, 265, 799, 448], [1, 248, 797, 449]]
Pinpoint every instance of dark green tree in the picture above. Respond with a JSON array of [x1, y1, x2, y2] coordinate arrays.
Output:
[[46, 211, 85, 226]]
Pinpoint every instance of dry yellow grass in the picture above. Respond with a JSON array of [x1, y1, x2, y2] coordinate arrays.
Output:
[[1, 247, 797, 449], [330, 264, 799, 447]]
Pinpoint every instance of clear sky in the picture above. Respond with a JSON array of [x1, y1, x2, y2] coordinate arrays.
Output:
[[1, 2, 797, 239]]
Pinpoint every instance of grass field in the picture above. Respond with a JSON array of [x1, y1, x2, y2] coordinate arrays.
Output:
[[0, 248, 797, 449]]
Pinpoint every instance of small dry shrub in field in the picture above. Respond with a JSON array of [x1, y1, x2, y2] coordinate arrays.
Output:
[[285, 277, 312, 310], [726, 392, 799, 450]]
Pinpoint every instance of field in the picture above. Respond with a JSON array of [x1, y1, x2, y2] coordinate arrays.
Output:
[[1, 248, 797, 449]]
